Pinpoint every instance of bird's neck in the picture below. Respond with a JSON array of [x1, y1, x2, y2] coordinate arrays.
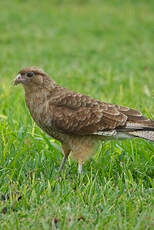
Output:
[[23, 79, 57, 95], [24, 83, 61, 116], [24, 86, 51, 126]]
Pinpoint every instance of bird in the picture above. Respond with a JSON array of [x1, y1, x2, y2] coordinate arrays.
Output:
[[13, 66, 154, 173]]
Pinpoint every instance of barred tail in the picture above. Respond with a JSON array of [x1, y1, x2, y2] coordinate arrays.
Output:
[[129, 130, 154, 142]]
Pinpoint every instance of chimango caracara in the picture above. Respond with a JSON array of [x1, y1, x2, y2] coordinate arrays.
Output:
[[13, 66, 154, 173]]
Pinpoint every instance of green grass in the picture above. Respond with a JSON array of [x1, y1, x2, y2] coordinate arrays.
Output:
[[0, 0, 154, 229]]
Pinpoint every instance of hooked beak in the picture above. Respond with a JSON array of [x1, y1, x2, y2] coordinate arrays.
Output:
[[13, 74, 25, 85]]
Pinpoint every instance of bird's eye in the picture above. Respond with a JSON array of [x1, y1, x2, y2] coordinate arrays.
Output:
[[26, 72, 34, 77]]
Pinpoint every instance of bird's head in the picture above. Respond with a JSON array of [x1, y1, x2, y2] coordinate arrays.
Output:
[[13, 66, 56, 92], [13, 66, 47, 86]]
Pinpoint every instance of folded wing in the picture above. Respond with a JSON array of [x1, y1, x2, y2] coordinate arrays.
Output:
[[51, 91, 127, 135]]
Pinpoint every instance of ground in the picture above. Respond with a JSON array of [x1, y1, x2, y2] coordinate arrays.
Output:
[[0, 0, 154, 229]]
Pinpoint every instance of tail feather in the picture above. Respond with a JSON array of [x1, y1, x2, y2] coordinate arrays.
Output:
[[126, 118, 154, 141], [129, 130, 154, 142]]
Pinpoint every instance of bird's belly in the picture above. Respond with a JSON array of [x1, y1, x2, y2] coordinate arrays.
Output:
[[68, 136, 101, 162]]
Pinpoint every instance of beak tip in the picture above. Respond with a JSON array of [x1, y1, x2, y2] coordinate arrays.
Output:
[[13, 74, 22, 86]]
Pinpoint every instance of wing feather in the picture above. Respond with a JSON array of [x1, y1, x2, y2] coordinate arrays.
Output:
[[50, 91, 127, 135], [46, 89, 154, 135]]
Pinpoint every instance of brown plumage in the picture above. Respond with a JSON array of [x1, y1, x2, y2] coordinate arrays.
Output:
[[13, 66, 154, 173]]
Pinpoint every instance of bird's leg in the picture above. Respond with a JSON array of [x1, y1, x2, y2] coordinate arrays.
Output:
[[58, 144, 70, 173], [58, 155, 68, 173], [78, 160, 83, 174]]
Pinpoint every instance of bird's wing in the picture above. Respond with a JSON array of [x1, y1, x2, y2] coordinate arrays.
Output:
[[50, 91, 128, 135]]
